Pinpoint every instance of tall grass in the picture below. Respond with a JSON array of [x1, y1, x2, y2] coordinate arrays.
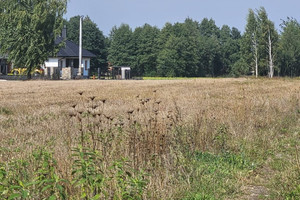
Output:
[[0, 78, 299, 199]]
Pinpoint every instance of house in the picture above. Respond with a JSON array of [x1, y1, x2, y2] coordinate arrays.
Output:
[[44, 34, 96, 79], [0, 38, 96, 79]]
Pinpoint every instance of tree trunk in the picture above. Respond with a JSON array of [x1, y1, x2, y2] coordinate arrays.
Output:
[[255, 47, 258, 78], [27, 66, 32, 80], [253, 36, 259, 78], [268, 30, 274, 78]]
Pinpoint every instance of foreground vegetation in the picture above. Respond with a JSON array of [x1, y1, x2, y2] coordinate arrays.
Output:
[[0, 78, 299, 199]]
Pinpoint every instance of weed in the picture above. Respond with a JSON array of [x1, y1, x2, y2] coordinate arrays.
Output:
[[0, 107, 13, 115]]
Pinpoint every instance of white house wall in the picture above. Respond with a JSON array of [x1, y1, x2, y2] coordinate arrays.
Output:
[[45, 58, 59, 68]]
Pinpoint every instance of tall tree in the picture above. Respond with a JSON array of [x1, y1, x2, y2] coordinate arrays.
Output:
[[240, 7, 278, 78], [199, 18, 220, 38], [198, 18, 223, 76], [133, 24, 160, 76], [0, 0, 67, 79], [245, 9, 259, 78], [157, 35, 181, 77], [157, 19, 201, 77], [278, 18, 300, 76], [198, 35, 222, 77], [257, 7, 278, 77], [108, 24, 134, 68], [66, 16, 108, 73], [219, 25, 241, 75]]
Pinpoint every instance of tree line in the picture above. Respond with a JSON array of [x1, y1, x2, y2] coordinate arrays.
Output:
[[65, 7, 300, 77], [1, 2, 300, 78]]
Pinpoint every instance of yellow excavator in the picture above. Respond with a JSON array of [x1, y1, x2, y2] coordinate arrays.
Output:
[[11, 67, 44, 75]]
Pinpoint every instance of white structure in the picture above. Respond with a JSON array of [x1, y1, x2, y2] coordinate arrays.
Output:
[[111, 66, 131, 80], [121, 67, 131, 79]]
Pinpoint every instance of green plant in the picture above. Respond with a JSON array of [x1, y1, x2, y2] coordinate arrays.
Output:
[[0, 107, 13, 115], [71, 146, 105, 199], [0, 159, 31, 200], [286, 184, 300, 200], [112, 159, 148, 200], [32, 148, 67, 199]]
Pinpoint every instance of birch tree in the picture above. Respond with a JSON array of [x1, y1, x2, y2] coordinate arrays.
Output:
[[244, 9, 259, 77], [257, 7, 278, 78]]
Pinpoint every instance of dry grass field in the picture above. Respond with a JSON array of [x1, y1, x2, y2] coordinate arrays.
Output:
[[0, 78, 300, 199]]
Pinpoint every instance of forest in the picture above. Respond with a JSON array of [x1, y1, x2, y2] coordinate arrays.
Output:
[[65, 7, 300, 78]]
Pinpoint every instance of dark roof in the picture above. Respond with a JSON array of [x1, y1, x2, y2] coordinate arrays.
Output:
[[55, 37, 96, 58]]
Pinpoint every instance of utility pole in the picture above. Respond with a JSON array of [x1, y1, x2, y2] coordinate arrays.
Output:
[[78, 16, 83, 77]]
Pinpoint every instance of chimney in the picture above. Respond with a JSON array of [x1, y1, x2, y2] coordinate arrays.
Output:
[[62, 25, 67, 39]]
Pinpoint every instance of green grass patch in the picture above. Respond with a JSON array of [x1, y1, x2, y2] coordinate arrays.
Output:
[[0, 107, 13, 115], [142, 77, 203, 80], [181, 151, 255, 200]]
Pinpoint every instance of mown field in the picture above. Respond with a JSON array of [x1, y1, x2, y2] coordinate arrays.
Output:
[[0, 78, 300, 199]]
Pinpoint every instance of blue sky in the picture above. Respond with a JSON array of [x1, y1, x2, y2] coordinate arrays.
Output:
[[65, 0, 300, 36]]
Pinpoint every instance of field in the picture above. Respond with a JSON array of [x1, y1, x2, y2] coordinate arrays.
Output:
[[0, 78, 300, 199]]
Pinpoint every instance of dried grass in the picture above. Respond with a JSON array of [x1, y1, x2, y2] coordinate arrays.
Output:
[[0, 78, 300, 199]]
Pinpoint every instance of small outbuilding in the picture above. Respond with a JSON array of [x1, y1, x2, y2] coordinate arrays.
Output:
[[109, 66, 131, 80]]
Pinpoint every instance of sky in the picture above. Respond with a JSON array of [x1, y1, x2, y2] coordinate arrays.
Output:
[[65, 0, 300, 36]]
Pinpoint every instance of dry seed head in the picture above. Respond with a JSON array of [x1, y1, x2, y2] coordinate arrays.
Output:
[[100, 99, 106, 104], [92, 105, 98, 109], [127, 110, 134, 114], [155, 100, 162, 105], [68, 109, 76, 117], [77, 115, 82, 122], [89, 96, 96, 101], [94, 110, 102, 116], [77, 106, 85, 114]]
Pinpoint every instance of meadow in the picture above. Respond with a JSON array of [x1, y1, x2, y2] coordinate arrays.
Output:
[[0, 78, 299, 199]]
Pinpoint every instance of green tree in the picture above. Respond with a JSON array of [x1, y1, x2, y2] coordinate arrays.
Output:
[[67, 16, 108, 74], [257, 7, 279, 77], [198, 18, 223, 77], [198, 35, 222, 77], [0, 0, 67, 79], [199, 18, 220, 38], [219, 25, 241, 75], [132, 24, 160, 76], [157, 19, 201, 77], [278, 18, 300, 76], [239, 7, 278, 77], [157, 35, 180, 77], [242, 9, 259, 77], [108, 24, 134, 68]]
